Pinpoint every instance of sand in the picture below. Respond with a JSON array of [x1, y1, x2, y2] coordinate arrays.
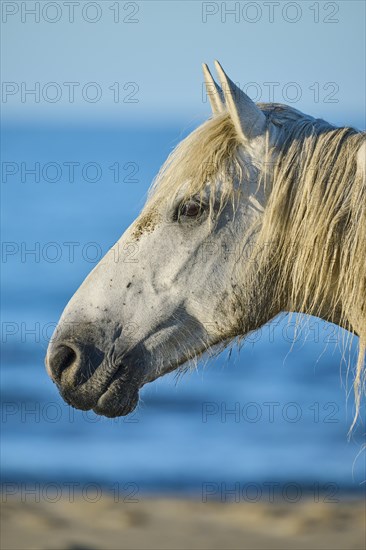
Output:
[[1, 495, 365, 550]]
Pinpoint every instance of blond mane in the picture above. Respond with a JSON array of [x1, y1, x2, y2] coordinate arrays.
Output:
[[259, 109, 365, 431]]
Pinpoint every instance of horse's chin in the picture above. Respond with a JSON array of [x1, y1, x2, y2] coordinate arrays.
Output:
[[93, 386, 140, 417]]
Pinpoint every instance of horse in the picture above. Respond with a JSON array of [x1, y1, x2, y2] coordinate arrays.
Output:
[[45, 61, 365, 428]]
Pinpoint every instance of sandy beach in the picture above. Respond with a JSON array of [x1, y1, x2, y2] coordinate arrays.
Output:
[[1, 495, 365, 550]]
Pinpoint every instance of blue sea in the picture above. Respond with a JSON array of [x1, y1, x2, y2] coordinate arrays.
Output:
[[1, 123, 365, 497]]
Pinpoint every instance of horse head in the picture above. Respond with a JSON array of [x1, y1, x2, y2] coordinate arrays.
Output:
[[45, 62, 366, 421]]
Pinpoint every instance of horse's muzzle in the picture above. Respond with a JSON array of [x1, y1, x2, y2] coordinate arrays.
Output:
[[45, 326, 142, 417]]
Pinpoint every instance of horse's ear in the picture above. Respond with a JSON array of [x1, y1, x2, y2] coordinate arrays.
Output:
[[214, 60, 266, 140], [202, 63, 225, 115]]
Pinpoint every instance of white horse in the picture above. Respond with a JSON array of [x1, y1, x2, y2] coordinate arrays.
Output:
[[46, 61, 365, 424]]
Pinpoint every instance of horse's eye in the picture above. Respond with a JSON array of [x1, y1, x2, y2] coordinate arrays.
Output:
[[179, 200, 202, 218]]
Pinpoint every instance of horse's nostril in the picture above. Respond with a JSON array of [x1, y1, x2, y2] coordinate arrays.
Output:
[[49, 344, 77, 381], [46, 332, 105, 390]]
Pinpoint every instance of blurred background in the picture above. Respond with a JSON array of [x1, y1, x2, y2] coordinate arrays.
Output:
[[1, 1, 365, 548]]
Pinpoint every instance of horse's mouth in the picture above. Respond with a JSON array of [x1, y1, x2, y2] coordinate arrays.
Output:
[[58, 361, 143, 418]]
